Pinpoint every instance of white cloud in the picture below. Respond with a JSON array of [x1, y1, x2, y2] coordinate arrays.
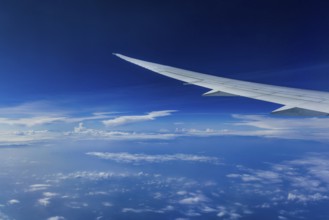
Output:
[[176, 192, 250, 219], [200, 206, 218, 213], [153, 192, 163, 199], [288, 155, 329, 184], [0, 123, 177, 145], [0, 101, 115, 127], [230, 114, 329, 141], [2, 109, 329, 145], [38, 197, 51, 206], [177, 191, 188, 195], [217, 211, 226, 217], [227, 170, 281, 184], [7, 199, 20, 205], [86, 152, 220, 164], [102, 202, 113, 207], [227, 153, 329, 206], [0, 211, 11, 220], [216, 206, 247, 220], [47, 216, 65, 220], [102, 110, 176, 126], [0, 101, 62, 116], [43, 192, 58, 197], [233, 114, 329, 130], [0, 116, 67, 127], [68, 114, 329, 142], [38, 168, 257, 220], [87, 191, 110, 196], [0, 100, 328, 144], [122, 208, 165, 214], [179, 193, 208, 205], [171, 114, 329, 142], [122, 205, 174, 214], [27, 184, 51, 192], [287, 192, 329, 203], [0, 101, 66, 127], [183, 209, 201, 216], [68, 123, 177, 141], [0, 112, 114, 127], [125, 114, 327, 143], [62, 112, 115, 123], [53, 171, 152, 182], [66, 202, 88, 209], [0, 130, 61, 146]]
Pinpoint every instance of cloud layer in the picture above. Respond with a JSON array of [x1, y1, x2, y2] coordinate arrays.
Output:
[[0, 101, 329, 145], [86, 152, 220, 164]]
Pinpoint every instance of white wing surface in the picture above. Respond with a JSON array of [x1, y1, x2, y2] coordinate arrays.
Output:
[[114, 54, 329, 116]]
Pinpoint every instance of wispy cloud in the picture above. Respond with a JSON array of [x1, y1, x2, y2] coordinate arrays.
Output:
[[287, 192, 329, 203], [102, 110, 176, 126], [33, 165, 255, 220], [0, 211, 10, 220], [38, 197, 51, 206], [47, 216, 65, 220], [86, 152, 220, 164], [174, 114, 329, 142], [0, 116, 67, 127], [0, 130, 60, 146], [27, 184, 51, 192], [227, 170, 281, 184], [216, 205, 252, 220], [52, 171, 150, 182], [230, 114, 329, 141], [102, 202, 113, 207], [37, 192, 59, 207], [179, 193, 208, 205], [68, 122, 177, 141], [0, 101, 115, 127], [0, 112, 113, 127], [0, 101, 63, 116], [0, 105, 328, 145], [7, 199, 20, 205], [66, 202, 88, 209], [227, 153, 329, 206], [176, 192, 252, 220], [287, 155, 329, 188], [233, 114, 329, 130], [122, 206, 173, 214]]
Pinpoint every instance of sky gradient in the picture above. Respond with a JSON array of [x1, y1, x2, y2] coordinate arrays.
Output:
[[0, 1, 329, 220], [0, 1, 328, 135]]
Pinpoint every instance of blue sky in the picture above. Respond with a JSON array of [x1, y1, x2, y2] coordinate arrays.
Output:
[[0, 1, 328, 145], [1, 0, 329, 101]]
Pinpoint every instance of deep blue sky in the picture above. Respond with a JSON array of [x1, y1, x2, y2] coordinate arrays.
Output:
[[0, 0, 329, 109], [0, 0, 328, 127]]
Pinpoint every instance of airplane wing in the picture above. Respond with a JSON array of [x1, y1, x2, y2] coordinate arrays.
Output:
[[114, 53, 329, 116]]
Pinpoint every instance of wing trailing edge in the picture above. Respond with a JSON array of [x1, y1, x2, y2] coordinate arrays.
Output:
[[202, 90, 237, 97], [272, 106, 329, 116]]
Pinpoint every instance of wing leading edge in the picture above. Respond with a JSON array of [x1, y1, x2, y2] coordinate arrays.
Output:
[[114, 53, 329, 116]]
